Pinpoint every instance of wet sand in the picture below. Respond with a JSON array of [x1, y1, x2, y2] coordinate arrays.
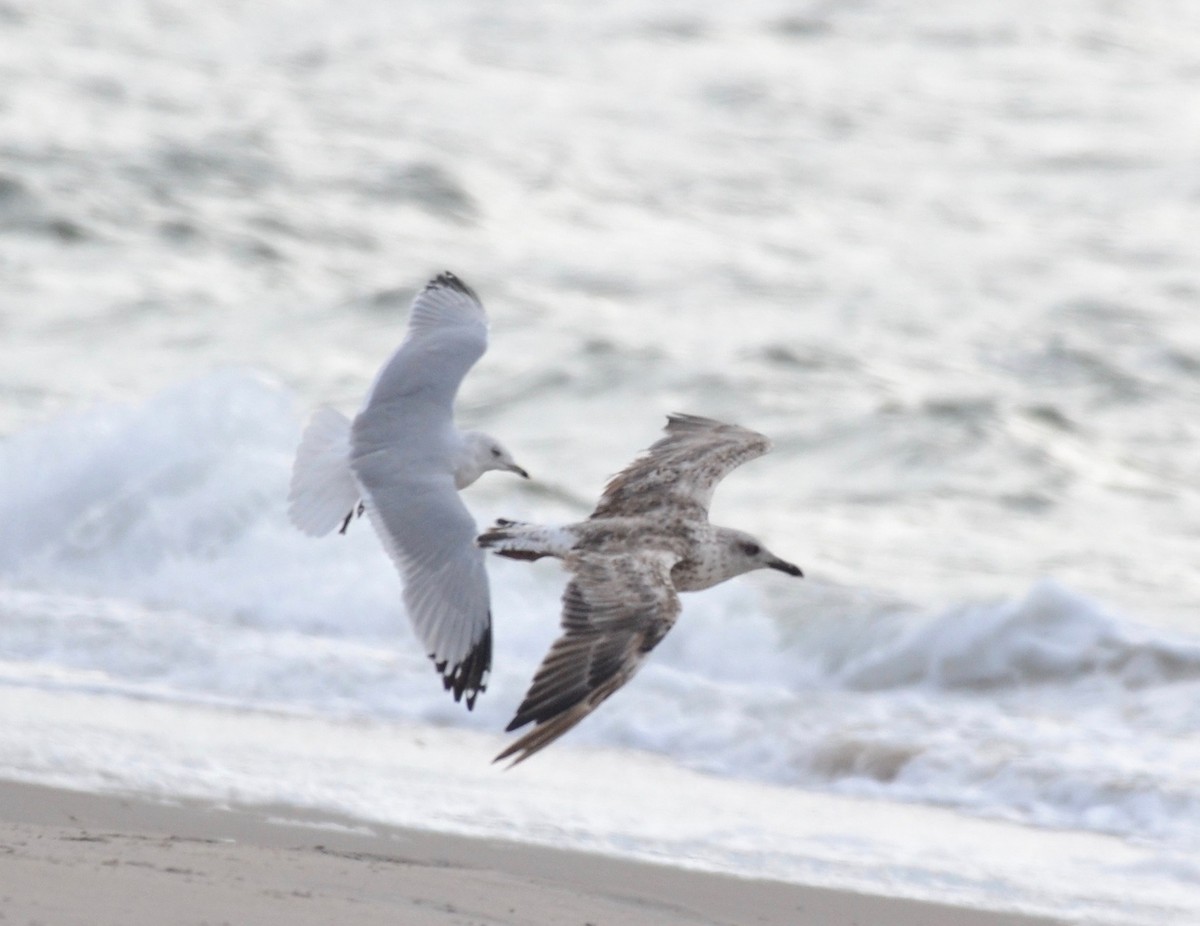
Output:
[[0, 778, 1070, 926]]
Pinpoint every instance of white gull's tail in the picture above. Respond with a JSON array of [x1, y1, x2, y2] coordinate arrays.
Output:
[[288, 406, 360, 536]]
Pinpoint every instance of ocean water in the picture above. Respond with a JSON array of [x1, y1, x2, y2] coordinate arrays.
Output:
[[3, 0, 1200, 922]]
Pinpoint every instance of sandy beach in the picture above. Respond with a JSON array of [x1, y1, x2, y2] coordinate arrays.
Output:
[[0, 778, 1070, 926]]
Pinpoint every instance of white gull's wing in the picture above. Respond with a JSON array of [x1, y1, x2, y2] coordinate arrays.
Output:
[[495, 550, 681, 766], [357, 271, 488, 423], [355, 465, 492, 707], [590, 414, 772, 520], [348, 272, 494, 707]]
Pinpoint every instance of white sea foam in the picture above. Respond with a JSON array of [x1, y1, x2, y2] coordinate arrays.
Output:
[[835, 581, 1200, 691]]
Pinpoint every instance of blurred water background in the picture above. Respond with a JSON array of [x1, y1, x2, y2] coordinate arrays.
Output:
[[2, 1, 1200, 922]]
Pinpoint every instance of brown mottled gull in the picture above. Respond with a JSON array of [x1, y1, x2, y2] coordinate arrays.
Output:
[[477, 414, 802, 765], [288, 271, 529, 710]]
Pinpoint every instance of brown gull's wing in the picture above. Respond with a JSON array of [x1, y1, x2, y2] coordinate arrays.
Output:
[[589, 414, 771, 520], [495, 550, 682, 766]]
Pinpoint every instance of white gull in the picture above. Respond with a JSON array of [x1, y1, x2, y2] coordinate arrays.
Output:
[[477, 413, 802, 764], [288, 271, 528, 709]]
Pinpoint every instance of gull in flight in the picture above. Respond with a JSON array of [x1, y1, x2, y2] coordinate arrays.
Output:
[[288, 271, 528, 709], [477, 414, 802, 764]]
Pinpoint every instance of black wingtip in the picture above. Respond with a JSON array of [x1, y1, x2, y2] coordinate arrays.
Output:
[[428, 621, 492, 711], [664, 412, 725, 433], [427, 270, 480, 303]]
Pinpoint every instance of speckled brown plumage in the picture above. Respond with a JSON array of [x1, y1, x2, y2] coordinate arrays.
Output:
[[480, 414, 803, 766]]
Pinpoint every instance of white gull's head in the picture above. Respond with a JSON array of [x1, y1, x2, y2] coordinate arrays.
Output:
[[455, 430, 530, 489]]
